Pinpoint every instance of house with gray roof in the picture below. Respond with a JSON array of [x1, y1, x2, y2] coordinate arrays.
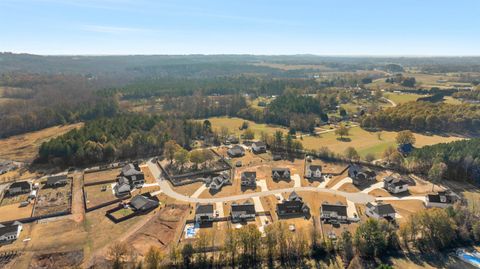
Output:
[[348, 165, 376, 185], [0, 221, 22, 245], [7, 181, 31, 196], [195, 204, 214, 224], [272, 168, 290, 182], [120, 163, 145, 187], [231, 201, 256, 223], [425, 191, 457, 208], [207, 171, 231, 191], [276, 192, 310, 218], [129, 194, 159, 212], [227, 145, 245, 158], [114, 177, 131, 197], [252, 141, 267, 154], [46, 175, 68, 187], [383, 175, 409, 194], [305, 165, 322, 180], [365, 202, 396, 220], [320, 203, 348, 223], [241, 171, 257, 188]]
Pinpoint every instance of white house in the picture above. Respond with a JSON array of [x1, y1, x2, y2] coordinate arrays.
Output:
[[305, 165, 322, 180], [383, 175, 409, 194], [365, 202, 396, 220], [0, 221, 23, 244]]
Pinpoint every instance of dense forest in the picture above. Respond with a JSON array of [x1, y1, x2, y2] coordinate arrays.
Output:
[[453, 90, 480, 101], [361, 102, 480, 134], [408, 138, 480, 183], [37, 114, 205, 166], [0, 74, 119, 138]]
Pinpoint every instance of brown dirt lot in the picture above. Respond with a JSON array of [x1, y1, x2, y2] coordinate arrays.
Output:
[[33, 180, 72, 217], [0, 169, 39, 184], [83, 168, 121, 185], [84, 184, 117, 209], [127, 204, 190, 255], [388, 200, 426, 222], [368, 188, 391, 197], [28, 250, 84, 269], [0, 123, 83, 162], [0, 202, 33, 222], [140, 165, 156, 184], [336, 183, 360, 193], [325, 172, 349, 188], [171, 181, 204, 196]]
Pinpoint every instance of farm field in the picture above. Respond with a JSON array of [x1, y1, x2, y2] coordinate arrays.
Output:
[[383, 92, 426, 104], [205, 117, 288, 137], [0, 123, 84, 162], [301, 126, 464, 158]]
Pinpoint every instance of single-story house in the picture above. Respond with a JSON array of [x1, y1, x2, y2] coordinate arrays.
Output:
[[227, 145, 245, 158], [195, 204, 214, 224], [272, 168, 291, 182], [241, 171, 257, 188], [252, 141, 267, 154], [276, 192, 310, 218], [7, 181, 31, 196], [425, 191, 457, 208], [348, 165, 376, 185], [231, 201, 256, 223], [365, 202, 396, 220], [225, 135, 239, 145], [0, 221, 22, 245], [114, 177, 132, 197], [120, 163, 145, 187], [46, 175, 68, 187], [305, 165, 322, 180], [320, 203, 348, 223], [383, 175, 409, 194], [129, 194, 159, 212]]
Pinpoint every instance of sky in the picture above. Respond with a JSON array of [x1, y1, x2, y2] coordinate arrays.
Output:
[[0, 0, 479, 56]]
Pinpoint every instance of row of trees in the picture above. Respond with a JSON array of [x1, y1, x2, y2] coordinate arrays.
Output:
[[107, 204, 479, 269], [361, 102, 480, 133], [37, 114, 207, 166]]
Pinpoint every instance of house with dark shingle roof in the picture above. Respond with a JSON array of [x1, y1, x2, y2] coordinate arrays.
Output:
[[365, 202, 396, 220], [252, 141, 267, 154], [320, 203, 348, 223], [241, 171, 257, 188], [206, 171, 231, 191], [276, 192, 310, 218], [120, 163, 145, 187], [383, 175, 409, 194], [46, 175, 68, 187], [114, 177, 132, 197], [348, 165, 376, 185], [272, 168, 290, 182], [129, 194, 159, 212], [305, 165, 322, 180], [195, 204, 214, 224], [231, 201, 256, 223], [227, 145, 245, 158], [425, 191, 457, 208], [7, 181, 31, 196], [0, 221, 22, 245]]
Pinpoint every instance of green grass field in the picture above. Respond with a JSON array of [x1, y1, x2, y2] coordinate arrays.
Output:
[[383, 93, 425, 104], [207, 117, 464, 159]]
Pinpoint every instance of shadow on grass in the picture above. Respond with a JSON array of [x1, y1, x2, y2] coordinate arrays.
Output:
[[336, 137, 351, 142]]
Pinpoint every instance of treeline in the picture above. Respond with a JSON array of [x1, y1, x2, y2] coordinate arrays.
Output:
[[453, 90, 480, 101], [37, 114, 205, 166], [361, 102, 480, 133], [106, 77, 321, 99], [105, 205, 480, 269], [162, 95, 248, 119], [239, 94, 327, 132], [408, 138, 480, 182], [0, 73, 119, 138]]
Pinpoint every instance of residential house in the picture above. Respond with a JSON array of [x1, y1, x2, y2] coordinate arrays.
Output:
[[305, 165, 322, 180], [206, 171, 230, 191], [46, 175, 68, 187], [0, 221, 22, 244], [195, 204, 214, 224], [383, 175, 409, 194], [365, 202, 396, 220], [231, 201, 256, 223], [348, 165, 376, 185], [6, 181, 31, 196], [241, 171, 257, 188], [272, 168, 291, 182], [227, 145, 245, 158], [113, 177, 132, 197], [276, 192, 310, 218], [129, 194, 159, 212], [252, 141, 267, 154], [425, 191, 457, 208], [225, 135, 239, 145], [120, 163, 145, 188], [320, 203, 348, 223]]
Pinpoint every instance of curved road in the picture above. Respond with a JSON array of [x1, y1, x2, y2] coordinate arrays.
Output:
[[148, 160, 375, 204]]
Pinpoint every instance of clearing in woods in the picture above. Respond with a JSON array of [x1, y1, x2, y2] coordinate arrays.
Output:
[[0, 123, 84, 162]]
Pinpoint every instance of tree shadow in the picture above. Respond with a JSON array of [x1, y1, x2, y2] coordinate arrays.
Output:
[[336, 137, 351, 142]]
